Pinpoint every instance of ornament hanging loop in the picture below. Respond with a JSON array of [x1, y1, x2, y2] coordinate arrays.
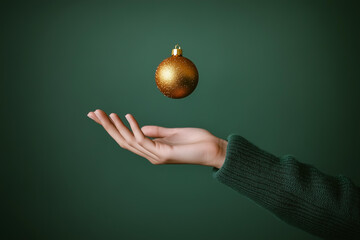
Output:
[[172, 44, 183, 56]]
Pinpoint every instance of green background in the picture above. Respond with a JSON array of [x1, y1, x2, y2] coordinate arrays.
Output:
[[1, 0, 359, 239]]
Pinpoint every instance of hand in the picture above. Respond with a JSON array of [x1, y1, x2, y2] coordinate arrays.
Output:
[[87, 109, 228, 169]]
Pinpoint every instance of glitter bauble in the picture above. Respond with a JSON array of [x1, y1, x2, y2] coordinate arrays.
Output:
[[155, 44, 199, 99]]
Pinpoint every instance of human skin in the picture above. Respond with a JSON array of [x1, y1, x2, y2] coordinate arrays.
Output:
[[87, 109, 228, 169]]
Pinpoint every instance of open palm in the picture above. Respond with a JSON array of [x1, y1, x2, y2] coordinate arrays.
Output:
[[87, 109, 227, 168]]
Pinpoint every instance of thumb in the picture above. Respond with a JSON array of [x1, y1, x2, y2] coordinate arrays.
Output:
[[141, 125, 177, 138]]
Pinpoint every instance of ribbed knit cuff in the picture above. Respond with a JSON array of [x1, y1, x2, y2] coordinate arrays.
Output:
[[212, 133, 279, 186]]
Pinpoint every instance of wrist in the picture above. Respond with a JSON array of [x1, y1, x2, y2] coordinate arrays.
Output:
[[214, 138, 228, 169]]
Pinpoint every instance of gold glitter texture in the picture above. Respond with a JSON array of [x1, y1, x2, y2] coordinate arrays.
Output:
[[155, 45, 199, 99]]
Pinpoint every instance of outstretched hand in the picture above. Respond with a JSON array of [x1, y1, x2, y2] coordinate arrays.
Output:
[[87, 109, 227, 169]]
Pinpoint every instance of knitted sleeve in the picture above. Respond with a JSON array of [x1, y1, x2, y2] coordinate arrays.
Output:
[[212, 134, 360, 239]]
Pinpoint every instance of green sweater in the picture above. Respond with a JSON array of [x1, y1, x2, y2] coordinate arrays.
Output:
[[212, 134, 360, 239]]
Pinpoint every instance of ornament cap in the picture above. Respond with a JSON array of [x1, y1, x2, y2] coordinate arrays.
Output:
[[171, 44, 182, 56]]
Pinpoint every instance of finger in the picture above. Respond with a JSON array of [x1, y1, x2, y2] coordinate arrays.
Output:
[[109, 113, 159, 160], [124, 114, 157, 151], [94, 109, 130, 147], [141, 125, 177, 138], [87, 112, 101, 125], [105, 112, 134, 142], [94, 110, 158, 162], [125, 145, 159, 164]]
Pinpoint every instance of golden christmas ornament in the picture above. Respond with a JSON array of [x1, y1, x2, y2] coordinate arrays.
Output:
[[155, 44, 199, 99]]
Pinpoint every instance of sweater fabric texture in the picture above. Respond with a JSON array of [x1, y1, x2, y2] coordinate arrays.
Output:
[[212, 134, 360, 239]]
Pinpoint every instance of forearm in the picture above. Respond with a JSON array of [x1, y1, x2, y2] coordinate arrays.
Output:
[[213, 134, 360, 239]]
